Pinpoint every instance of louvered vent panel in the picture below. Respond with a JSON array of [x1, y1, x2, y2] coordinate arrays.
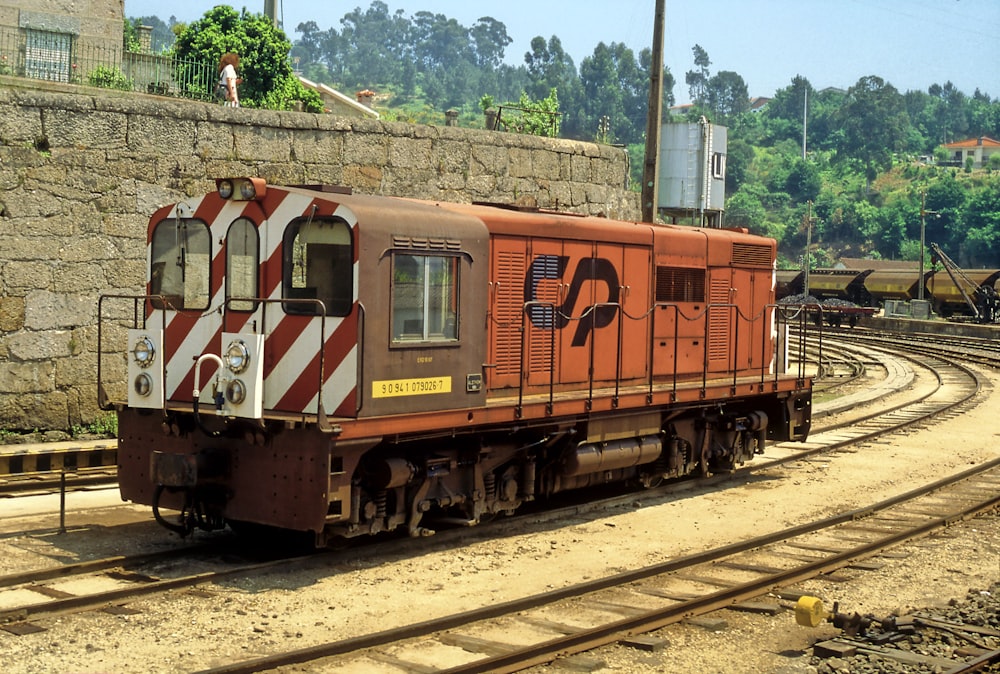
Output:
[[731, 243, 772, 267], [527, 256, 560, 374], [494, 251, 525, 376], [655, 267, 706, 303], [707, 277, 732, 362]]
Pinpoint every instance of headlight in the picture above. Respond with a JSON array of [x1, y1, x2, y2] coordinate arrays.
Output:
[[134, 373, 153, 397], [225, 340, 251, 374], [132, 336, 156, 368], [239, 179, 256, 200], [215, 177, 265, 201], [226, 379, 246, 404]]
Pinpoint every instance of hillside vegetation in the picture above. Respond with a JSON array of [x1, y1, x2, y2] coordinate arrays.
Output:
[[132, 2, 1000, 268]]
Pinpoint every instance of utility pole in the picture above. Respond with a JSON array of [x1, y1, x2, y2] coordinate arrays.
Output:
[[802, 88, 808, 160], [264, 0, 278, 25], [641, 0, 665, 223], [803, 201, 816, 298], [918, 191, 940, 302]]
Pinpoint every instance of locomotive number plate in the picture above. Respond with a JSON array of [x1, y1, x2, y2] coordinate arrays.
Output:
[[372, 376, 452, 398]]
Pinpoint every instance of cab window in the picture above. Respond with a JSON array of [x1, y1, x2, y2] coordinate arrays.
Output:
[[149, 218, 211, 310], [283, 217, 353, 316], [226, 218, 259, 312], [391, 254, 459, 343]]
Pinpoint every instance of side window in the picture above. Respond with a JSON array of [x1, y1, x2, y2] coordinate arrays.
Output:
[[712, 152, 726, 179], [150, 218, 211, 310], [392, 254, 459, 343], [226, 218, 259, 312], [283, 217, 353, 316]]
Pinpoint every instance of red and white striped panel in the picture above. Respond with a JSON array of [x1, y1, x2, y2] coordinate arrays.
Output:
[[145, 189, 360, 418]]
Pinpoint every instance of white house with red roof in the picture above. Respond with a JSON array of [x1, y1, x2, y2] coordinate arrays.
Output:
[[942, 136, 1000, 168]]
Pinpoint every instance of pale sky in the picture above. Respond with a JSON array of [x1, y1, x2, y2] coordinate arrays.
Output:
[[124, 0, 1000, 100]]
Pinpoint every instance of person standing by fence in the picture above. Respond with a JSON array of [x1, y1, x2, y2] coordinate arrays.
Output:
[[217, 53, 241, 107]]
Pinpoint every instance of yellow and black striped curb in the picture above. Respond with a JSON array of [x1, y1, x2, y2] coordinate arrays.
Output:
[[0, 443, 117, 477]]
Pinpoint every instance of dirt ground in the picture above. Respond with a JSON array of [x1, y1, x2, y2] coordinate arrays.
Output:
[[0, 361, 998, 673]]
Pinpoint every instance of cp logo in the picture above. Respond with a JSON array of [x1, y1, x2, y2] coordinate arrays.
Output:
[[524, 255, 620, 346]]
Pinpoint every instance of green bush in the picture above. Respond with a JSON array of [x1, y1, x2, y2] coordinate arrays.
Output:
[[88, 66, 134, 91]]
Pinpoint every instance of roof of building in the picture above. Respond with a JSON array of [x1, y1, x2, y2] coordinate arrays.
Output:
[[942, 136, 1000, 149], [297, 77, 380, 119]]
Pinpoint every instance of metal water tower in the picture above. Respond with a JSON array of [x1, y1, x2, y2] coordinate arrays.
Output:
[[657, 117, 727, 227]]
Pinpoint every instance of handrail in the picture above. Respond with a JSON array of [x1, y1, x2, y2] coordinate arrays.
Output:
[[512, 295, 786, 416], [96, 293, 167, 410]]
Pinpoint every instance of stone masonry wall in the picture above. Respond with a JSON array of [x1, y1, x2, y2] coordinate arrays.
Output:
[[0, 79, 639, 431]]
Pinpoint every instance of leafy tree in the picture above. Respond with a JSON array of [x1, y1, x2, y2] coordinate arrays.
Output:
[[923, 173, 966, 252], [929, 81, 969, 144], [638, 45, 675, 113], [761, 75, 813, 146], [123, 15, 177, 52], [524, 36, 583, 137], [705, 70, 749, 122], [410, 12, 479, 108], [685, 44, 710, 105], [726, 183, 769, 236], [172, 5, 322, 112], [524, 35, 574, 99], [960, 182, 1000, 266], [784, 158, 822, 203], [291, 21, 334, 79], [336, 1, 412, 90], [123, 19, 141, 52], [469, 17, 512, 69], [835, 76, 908, 188], [498, 89, 560, 137], [725, 137, 754, 195]]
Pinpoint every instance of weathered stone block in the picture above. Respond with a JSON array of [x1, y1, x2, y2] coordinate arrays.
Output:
[[44, 109, 128, 150], [343, 131, 388, 165], [127, 114, 198, 155], [290, 130, 343, 165], [0, 296, 26, 332], [0, 361, 55, 394], [6, 329, 75, 361], [24, 291, 96, 331], [388, 136, 433, 169], [3, 261, 54, 292], [234, 126, 294, 162]]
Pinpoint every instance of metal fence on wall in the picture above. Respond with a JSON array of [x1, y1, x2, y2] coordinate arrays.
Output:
[[0, 25, 215, 102]]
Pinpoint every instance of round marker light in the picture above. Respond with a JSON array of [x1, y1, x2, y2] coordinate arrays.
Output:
[[132, 335, 156, 368], [225, 340, 250, 374], [217, 179, 234, 199], [239, 179, 256, 200], [134, 373, 153, 397], [226, 379, 246, 404]]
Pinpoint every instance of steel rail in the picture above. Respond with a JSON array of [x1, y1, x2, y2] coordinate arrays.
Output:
[[191, 457, 1000, 674]]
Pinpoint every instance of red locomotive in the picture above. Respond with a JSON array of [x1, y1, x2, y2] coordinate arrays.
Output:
[[98, 178, 812, 544]]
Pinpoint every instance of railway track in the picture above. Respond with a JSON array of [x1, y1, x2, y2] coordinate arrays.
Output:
[[1, 334, 990, 673], [190, 457, 1000, 674]]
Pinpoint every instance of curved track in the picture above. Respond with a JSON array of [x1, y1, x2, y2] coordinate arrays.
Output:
[[192, 458, 1000, 674], [1, 331, 995, 673]]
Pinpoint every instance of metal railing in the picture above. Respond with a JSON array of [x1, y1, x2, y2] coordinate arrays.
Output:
[[0, 26, 216, 101]]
